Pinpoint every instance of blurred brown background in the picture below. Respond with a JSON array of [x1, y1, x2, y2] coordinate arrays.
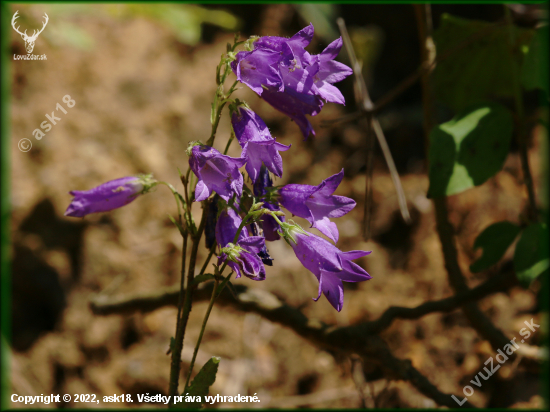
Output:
[[8, 3, 545, 408]]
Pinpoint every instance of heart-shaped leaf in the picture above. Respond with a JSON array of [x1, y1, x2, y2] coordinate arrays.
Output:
[[428, 103, 513, 198]]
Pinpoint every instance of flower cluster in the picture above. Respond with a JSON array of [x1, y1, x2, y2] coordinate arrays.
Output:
[[188, 25, 371, 311], [63, 25, 371, 312]]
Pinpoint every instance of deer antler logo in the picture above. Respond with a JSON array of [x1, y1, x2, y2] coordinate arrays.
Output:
[[12, 10, 49, 54]]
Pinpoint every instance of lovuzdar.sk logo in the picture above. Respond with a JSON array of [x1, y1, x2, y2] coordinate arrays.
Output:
[[12, 10, 48, 60]]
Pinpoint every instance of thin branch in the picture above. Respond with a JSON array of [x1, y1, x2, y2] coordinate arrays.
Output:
[[365, 268, 517, 334], [336, 17, 411, 236]]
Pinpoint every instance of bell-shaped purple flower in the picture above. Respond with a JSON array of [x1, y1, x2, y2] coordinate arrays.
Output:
[[284, 226, 372, 312], [188, 143, 246, 202], [215, 208, 266, 281], [64, 174, 156, 217], [232, 25, 352, 139], [230, 105, 290, 182], [278, 169, 355, 243], [254, 165, 284, 241]]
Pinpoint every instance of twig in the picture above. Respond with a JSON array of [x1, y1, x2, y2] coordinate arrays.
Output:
[[336, 18, 411, 237], [364, 268, 517, 334]]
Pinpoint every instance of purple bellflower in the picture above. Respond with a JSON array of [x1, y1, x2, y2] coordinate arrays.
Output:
[[188, 143, 246, 202], [278, 169, 355, 243], [215, 208, 267, 281], [230, 104, 290, 182], [253, 164, 284, 241], [283, 223, 372, 312], [231, 24, 352, 139], [64, 174, 156, 218]]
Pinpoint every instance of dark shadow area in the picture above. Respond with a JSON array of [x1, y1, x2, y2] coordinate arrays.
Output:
[[18, 198, 87, 281], [11, 244, 66, 351]]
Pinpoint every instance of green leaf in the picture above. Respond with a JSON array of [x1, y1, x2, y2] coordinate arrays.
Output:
[[470, 221, 521, 273], [178, 357, 221, 409], [433, 14, 534, 112], [191, 273, 215, 287], [521, 25, 549, 96], [514, 223, 549, 288], [427, 103, 513, 198]]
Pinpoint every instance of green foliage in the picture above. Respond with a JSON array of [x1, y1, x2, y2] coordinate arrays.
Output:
[[427, 103, 513, 198], [433, 13, 534, 112], [514, 223, 549, 288], [178, 357, 220, 409], [521, 25, 550, 97], [116, 4, 240, 46], [470, 221, 521, 273]]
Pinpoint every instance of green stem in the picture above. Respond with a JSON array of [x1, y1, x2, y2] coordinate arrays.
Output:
[[198, 244, 216, 277], [223, 129, 235, 155], [168, 204, 208, 404], [155, 181, 185, 223], [183, 276, 219, 391], [168, 231, 188, 402]]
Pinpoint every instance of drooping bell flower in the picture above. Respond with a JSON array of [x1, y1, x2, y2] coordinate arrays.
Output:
[[231, 24, 352, 139], [281, 222, 372, 312], [230, 24, 315, 97], [230, 104, 290, 182], [253, 164, 283, 241], [215, 208, 266, 281], [278, 169, 355, 243], [188, 143, 246, 202], [64, 174, 156, 217]]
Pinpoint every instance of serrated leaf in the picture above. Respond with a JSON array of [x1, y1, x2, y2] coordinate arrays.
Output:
[[192, 273, 215, 287], [433, 14, 534, 111], [521, 25, 549, 96], [428, 103, 513, 198], [470, 221, 521, 273], [178, 357, 220, 409], [514, 223, 549, 288]]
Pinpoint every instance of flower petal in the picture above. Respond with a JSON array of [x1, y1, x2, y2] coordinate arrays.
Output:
[[319, 269, 344, 312]]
